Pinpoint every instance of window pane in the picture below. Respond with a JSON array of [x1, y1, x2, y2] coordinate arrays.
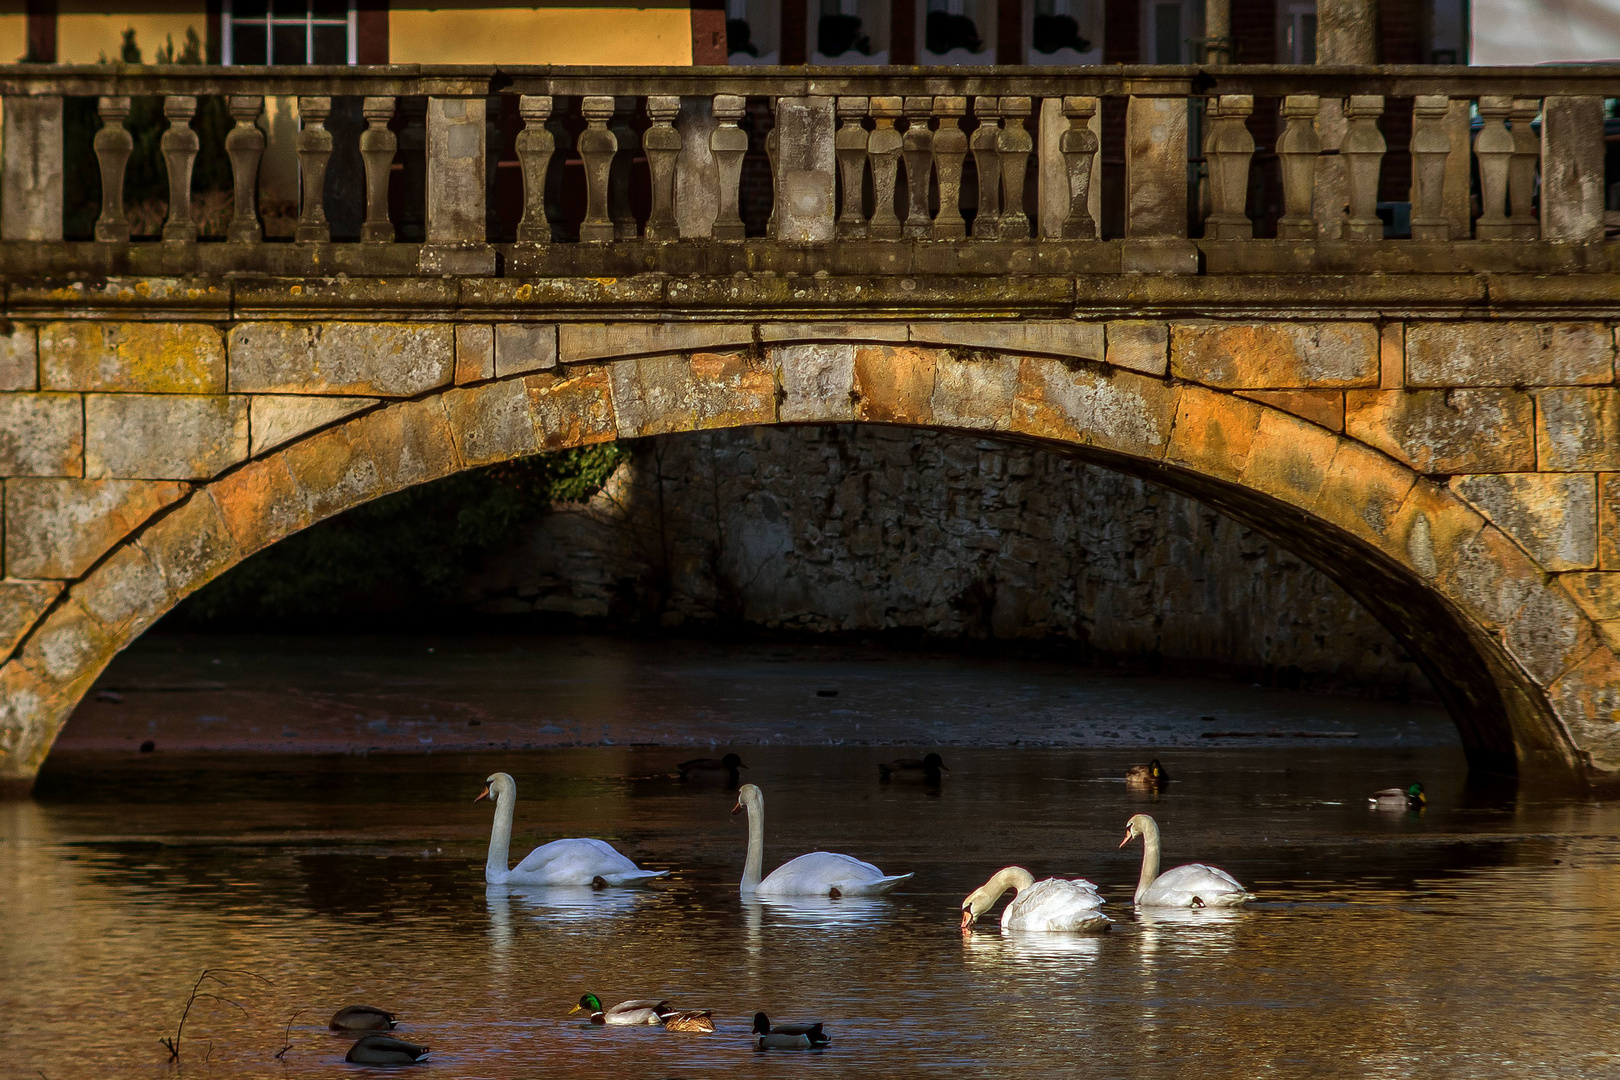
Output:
[[232, 23, 268, 63], [1154, 3, 1181, 63], [313, 24, 348, 63], [271, 0, 310, 15], [312, 0, 348, 19], [273, 22, 308, 63], [235, 0, 269, 18], [1300, 14, 1317, 62]]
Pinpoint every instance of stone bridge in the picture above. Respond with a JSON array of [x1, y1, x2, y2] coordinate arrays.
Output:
[[2, 64, 1620, 793]]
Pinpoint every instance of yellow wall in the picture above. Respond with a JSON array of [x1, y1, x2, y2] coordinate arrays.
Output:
[[389, 6, 692, 64], [57, 0, 208, 64], [0, 0, 25, 64]]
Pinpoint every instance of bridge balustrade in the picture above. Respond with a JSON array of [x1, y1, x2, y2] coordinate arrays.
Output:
[[0, 65, 1612, 275]]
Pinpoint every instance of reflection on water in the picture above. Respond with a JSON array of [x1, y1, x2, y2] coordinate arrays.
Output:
[[5, 745, 1620, 1078]]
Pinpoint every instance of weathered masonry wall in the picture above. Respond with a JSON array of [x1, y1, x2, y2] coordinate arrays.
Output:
[[474, 425, 1432, 700]]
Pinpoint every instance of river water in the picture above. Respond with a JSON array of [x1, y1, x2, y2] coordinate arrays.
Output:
[[4, 635, 1618, 1078]]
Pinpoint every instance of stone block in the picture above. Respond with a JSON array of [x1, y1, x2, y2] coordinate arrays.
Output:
[[346, 399, 462, 493], [424, 95, 488, 245], [1541, 96, 1606, 243], [1441, 524, 1540, 632], [1535, 388, 1620, 471], [1238, 409, 1339, 509], [0, 393, 82, 478], [1602, 474, 1620, 570], [1344, 389, 1536, 474], [1386, 478, 1487, 581], [1406, 322, 1613, 388], [206, 457, 311, 558], [1559, 571, 1620, 624], [908, 321, 1105, 361], [1549, 646, 1620, 773], [772, 95, 836, 244], [1125, 95, 1187, 238], [40, 322, 226, 393], [456, 324, 495, 385], [281, 427, 384, 524], [4, 479, 187, 579], [2, 95, 63, 241], [1106, 322, 1169, 377], [528, 368, 617, 450], [761, 323, 907, 345], [1165, 388, 1264, 482], [1451, 473, 1597, 572], [1379, 323, 1404, 389], [443, 378, 541, 466], [18, 598, 113, 684], [1236, 390, 1344, 431], [853, 346, 937, 425], [559, 323, 753, 363], [85, 394, 249, 480], [0, 580, 61, 661], [495, 324, 558, 377], [611, 353, 775, 437], [932, 352, 1019, 430], [1171, 322, 1379, 389], [776, 344, 857, 423], [73, 544, 171, 637], [228, 322, 455, 397], [1311, 439, 1418, 548], [1012, 357, 1179, 460], [249, 395, 375, 457], [0, 324, 37, 390], [1503, 580, 1600, 688]]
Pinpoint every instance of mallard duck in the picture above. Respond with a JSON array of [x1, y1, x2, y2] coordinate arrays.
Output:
[[877, 753, 948, 784], [1369, 782, 1425, 811], [678, 753, 746, 786], [345, 1034, 428, 1064], [733, 783, 913, 897], [328, 1004, 397, 1031], [571, 993, 666, 1025], [960, 866, 1110, 933], [660, 1009, 715, 1033], [477, 773, 668, 886], [1119, 814, 1254, 908], [753, 1012, 830, 1049], [1125, 758, 1168, 788]]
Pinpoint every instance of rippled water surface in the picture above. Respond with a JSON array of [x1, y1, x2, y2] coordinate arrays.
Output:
[[4, 638, 1620, 1078]]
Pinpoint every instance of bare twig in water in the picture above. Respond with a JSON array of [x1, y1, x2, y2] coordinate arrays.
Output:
[[274, 1007, 317, 1060], [158, 968, 273, 1062]]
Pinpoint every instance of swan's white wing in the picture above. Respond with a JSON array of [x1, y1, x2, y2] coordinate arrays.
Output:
[[1001, 878, 1111, 932], [755, 851, 913, 897], [1140, 862, 1253, 908], [509, 838, 667, 886]]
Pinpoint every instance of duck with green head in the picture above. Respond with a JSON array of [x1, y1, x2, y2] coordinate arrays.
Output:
[[569, 993, 712, 1031], [1369, 782, 1425, 811]]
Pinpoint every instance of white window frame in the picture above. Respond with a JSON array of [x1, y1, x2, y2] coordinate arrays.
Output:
[[221, 0, 358, 65]]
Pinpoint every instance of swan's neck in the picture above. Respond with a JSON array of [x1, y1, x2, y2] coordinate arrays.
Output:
[[741, 797, 764, 892], [486, 792, 514, 882], [966, 866, 1036, 917], [1134, 819, 1161, 904]]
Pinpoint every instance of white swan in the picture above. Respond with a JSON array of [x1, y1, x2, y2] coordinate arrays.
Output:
[[960, 866, 1111, 933], [731, 783, 912, 897], [477, 772, 668, 887], [1120, 814, 1253, 908]]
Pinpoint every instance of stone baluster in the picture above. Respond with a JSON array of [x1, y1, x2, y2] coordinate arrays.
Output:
[[765, 107, 780, 239], [970, 97, 1001, 239], [223, 96, 264, 244], [930, 96, 968, 239], [515, 95, 554, 244], [293, 96, 332, 244], [93, 96, 133, 242], [359, 96, 396, 243], [1342, 95, 1385, 241], [711, 94, 749, 240], [578, 96, 617, 243], [835, 97, 870, 240], [902, 96, 934, 239], [1275, 94, 1320, 240], [1, 94, 63, 241], [1203, 94, 1255, 240], [996, 97, 1033, 240], [397, 97, 427, 242], [161, 96, 199, 243], [1474, 95, 1514, 240], [866, 96, 903, 240], [1509, 98, 1541, 239], [610, 97, 640, 240], [644, 95, 683, 242], [1058, 95, 1098, 241], [1408, 94, 1452, 241]]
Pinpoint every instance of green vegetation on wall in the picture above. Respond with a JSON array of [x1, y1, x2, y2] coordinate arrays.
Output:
[[171, 445, 627, 627]]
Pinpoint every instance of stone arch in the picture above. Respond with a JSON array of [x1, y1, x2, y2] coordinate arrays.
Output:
[[3, 340, 1617, 792]]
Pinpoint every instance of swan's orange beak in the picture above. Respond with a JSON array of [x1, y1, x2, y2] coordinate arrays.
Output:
[[474, 786, 490, 803], [959, 908, 974, 931], [1118, 831, 1132, 848], [730, 800, 743, 815]]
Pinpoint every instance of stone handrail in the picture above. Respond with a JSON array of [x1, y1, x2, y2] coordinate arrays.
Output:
[[0, 64, 1612, 275]]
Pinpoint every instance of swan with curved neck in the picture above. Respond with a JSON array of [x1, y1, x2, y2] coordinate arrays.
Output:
[[1119, 813, 1252, 908], [477, 772, 668, 887], [960, 866, 1110, 933], [731, 783, 913, 898]]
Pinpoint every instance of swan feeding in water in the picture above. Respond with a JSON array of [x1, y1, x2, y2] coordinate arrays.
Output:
[[477, 772, 668, 887], [1119, 814, 1254, 908], [1369, 782, 1425, 811], [753, 1013, 830, 1049], [732, 783, 913, 898], [960, 866, 1111, 933]]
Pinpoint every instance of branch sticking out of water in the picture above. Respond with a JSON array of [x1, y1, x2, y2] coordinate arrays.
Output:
[[158, 968, 273, 1062], [274, 1007, 318, 1060]]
